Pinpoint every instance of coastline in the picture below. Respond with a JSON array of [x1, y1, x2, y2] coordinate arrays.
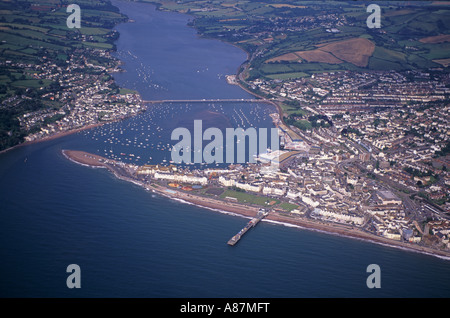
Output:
[[235, 80, 285, 121], [166, 194, 450, 261], [0, 108, 145, 156], [0, 0, 274, 156], [178, 7, 286, 122], [113, 4, 450, 260], [62, 149, 450, 261], [218, 38, 287, 121], [5, 0, 449, 262], [0, 123, 105, 155]]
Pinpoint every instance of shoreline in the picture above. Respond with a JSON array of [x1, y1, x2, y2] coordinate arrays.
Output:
[[0, 110, 146, 156], [4, 1, 449, 261], [0, 0, 274, 156], [62, 149, 450, 261], [0, 122, 109, 156], [171, 191, 450, 261]]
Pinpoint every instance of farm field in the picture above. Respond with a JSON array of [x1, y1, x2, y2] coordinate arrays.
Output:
[[150, 0, 450, 79], [0, 0, 128, 150], [419, 34, 450, 43], [271, 37, 376, 67]]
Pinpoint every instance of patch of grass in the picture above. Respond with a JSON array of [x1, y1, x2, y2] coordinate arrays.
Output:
[[368, 57, 404, 71], [11, 79, 52, 88], [280, 202, 299, 212], [119, 88, 139, 95], [292, 119, 312, 131], [79, 27, 110, 36], [81, 41, 113, 49], [372, 46, 407, 63], [220, 189, 280, 206], [266, 72, 309, 80]]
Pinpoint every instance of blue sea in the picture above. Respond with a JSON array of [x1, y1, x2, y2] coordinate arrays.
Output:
[[0, 0, 449, 299]]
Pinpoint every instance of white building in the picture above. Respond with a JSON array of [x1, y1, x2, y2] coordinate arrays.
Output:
[[235, 181, 262, 193], [377, 190, 402, 205], [154, 172, 208, 185], [301, 195, 319, 207], [314, 209, 364, 225], [286, 189, 302, 200], [262, 186, 286, 196], [219, 176, 236, 187]]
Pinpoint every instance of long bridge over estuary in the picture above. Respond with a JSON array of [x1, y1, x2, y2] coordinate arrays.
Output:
[[142, 98, 270, 104]]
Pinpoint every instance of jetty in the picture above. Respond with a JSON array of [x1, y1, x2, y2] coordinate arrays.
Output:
[[227, 209, 269, 246]]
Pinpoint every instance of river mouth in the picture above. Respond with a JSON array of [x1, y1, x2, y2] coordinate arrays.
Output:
[[0, 0, 449, 299], [110, 0, 253, 101]]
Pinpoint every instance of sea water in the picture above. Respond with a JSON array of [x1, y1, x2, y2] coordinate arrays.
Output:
[[0, 0, 449, 298]]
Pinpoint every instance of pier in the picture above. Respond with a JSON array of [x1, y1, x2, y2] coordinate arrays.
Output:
[[227, 209, 269, 246]]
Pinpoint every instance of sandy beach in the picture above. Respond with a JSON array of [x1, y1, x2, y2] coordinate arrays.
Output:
[[63, 149, 450, 260], [159, 184, 450, 259]]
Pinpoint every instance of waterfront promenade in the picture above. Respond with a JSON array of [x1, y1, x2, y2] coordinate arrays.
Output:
[[62, 149, 450, 259]]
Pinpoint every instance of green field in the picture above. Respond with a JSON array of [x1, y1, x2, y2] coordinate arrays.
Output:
[[279, 202, 299, 212], [0, 0, 128, 151], [119, 88, 139, 95], [0, 0, 126, 64], [11, 79, 53, 88], [220, 189, 280, 206], [266, 72, 310, 80], [153, 0, 450, 77]]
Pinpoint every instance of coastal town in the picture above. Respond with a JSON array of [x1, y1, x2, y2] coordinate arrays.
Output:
[[0, 0, 142, 150], [7, 49, 145, 143], [63, 97, 450, 257], [1, 1, 449, 257], [251, 70, 449, 112]]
